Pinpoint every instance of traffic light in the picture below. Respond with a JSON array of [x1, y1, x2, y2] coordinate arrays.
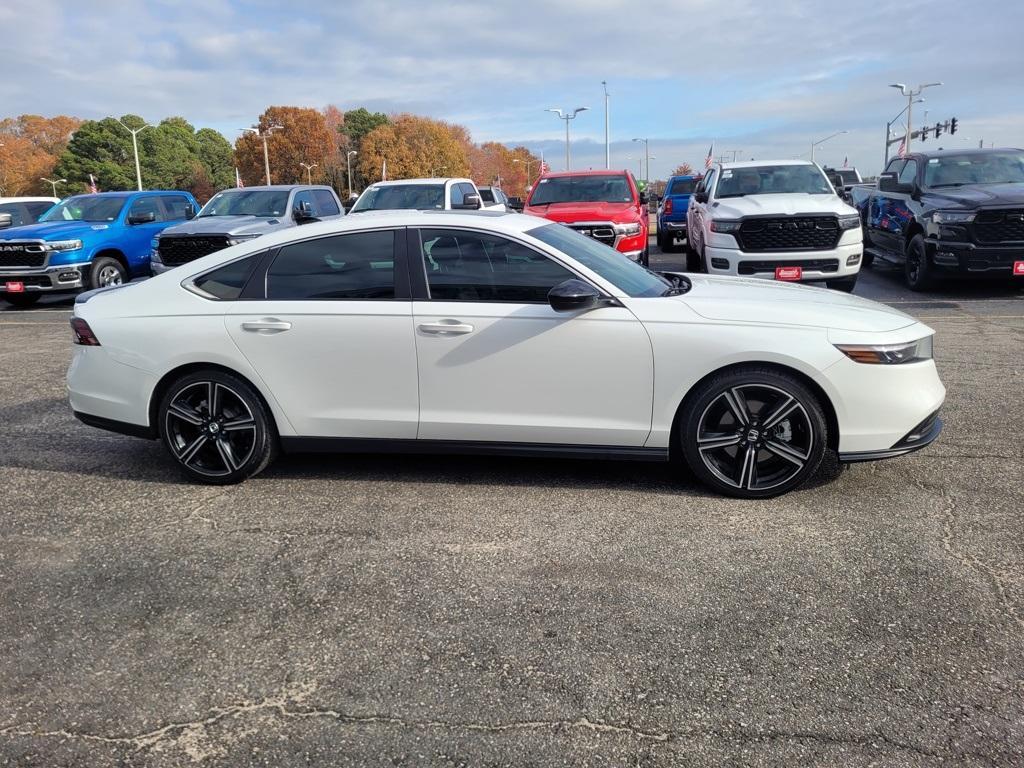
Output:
[[950, 117, 958, 135], [934, 121, 943, 139], [920, 126, 929, 141]]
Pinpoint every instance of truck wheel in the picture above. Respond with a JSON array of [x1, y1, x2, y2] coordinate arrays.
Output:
[[640, 246, 650, 267], [904, 235, 934, 292], [89, 256, 127, 289], [685, 246, 702, 273], [827, 274, 858, 293], [3, 292, 41, 308], [861, 252, 874, 268], [657, 230, 672, 253]]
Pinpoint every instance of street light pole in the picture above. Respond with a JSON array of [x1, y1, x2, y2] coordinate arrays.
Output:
[[242, 124, 284, 185], [40, 177, 67, 197], [632, 138, 650, 188], [116, 119, 154, 191], [883, 97, 924, 163], [299, 162, 317, 185], [546, 107, 588, 170], [889, 82, 942, 153], [346, 150, 358, 196], [601, 81, 610, 170], [810, 130, 848, 164]]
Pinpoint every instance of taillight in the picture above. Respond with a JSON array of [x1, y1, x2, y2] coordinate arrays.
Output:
[[664, 198, 673, 215], [70, 317, 101, 346]]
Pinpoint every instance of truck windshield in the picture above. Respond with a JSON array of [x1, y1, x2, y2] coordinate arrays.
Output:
[[198, 190, 289, 218], [526, 223, 670, 298], [716, 165, 833, 198], [351, 184, 445, 212], [39, 196, 125, 223], [529, 174, 634, 205], [923, 152, 1024, 187]]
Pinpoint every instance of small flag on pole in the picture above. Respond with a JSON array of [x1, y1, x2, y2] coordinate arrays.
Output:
[[704, 143, 714, 169], [843, 156, 849, 168], [88, 174, 98, 194], [235, 168, 244, 188], [897, 139, 907, 159]]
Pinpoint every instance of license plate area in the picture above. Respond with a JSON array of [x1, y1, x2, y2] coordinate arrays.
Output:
[[1013, 260, 1024, 276], [775, 266, 803, 281], [5, 281, 25, 293]]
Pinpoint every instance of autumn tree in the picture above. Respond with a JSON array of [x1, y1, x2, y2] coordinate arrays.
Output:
[[356, 114, 471, 183], [672, 163, 696, 176], [470, 143, 541, 196], [234, 106, 335, 187], [0, 114, 81, 195]]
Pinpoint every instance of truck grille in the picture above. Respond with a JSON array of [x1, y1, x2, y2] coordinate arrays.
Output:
[[737, 216, 840, 252], [0, 243, 46, 268], [738, 258, 840, 275], [565, 223, 617, 248], [973, 209, 1024, 243], [158, 235, 232, 266]]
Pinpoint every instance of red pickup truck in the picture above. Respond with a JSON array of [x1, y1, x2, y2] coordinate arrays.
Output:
[[524, 170, 650, 265]]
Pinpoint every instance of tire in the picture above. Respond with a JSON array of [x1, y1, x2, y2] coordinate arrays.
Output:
[[639, 246, 650, 268], [904, 234, 934, 292], [861, 252, 874, 269], [685, 242, 702, 273], [679, 366, 828, 499], [2, 292, 42, 308], [657, 230, 673, 253], [158, 369, 278, 485], [826, 274, 858, 293], [89, 255, 127, 290]]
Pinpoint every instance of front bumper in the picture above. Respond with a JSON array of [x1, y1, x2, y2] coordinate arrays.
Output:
[[0, 261, 89, 292], [925, 238, 1024, 276], [705, 241, 862, 282], [839, 410, 942, 462]]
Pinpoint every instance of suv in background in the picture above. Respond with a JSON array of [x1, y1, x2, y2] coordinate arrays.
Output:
[[523, 170, 650, 265], [0, 197, 59, 229], [350, 178, 482, 212], [478, 186, 509, 211], [687, 160, 863, 291], [0, 190, 197, 307], [656, 175, 698, 264], [152, 185, 344, 273]]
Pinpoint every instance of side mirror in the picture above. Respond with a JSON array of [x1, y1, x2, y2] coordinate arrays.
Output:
[[507, 196, 524, 211], [185, 203, 196, 220], [0, 213, 12, 229], [294, 200, 318, 223], [548, 278, 602, 312], [694, 190, 708, 204], [878, 172, 912, 194], [128, 211, 157, 225], [638, 190, 650, 205], [456, 193, 482, 210]]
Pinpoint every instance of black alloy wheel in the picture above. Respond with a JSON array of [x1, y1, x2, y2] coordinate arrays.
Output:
[[680, 367, 827, 498], [904, 234, 934, 292], [159, 370, 277, 484]]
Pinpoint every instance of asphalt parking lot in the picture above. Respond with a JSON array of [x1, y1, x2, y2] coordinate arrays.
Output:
[[1, 247, 1022, 766]]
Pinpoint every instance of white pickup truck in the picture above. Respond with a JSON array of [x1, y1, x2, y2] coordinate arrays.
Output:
[[686, 160, 863, 291]]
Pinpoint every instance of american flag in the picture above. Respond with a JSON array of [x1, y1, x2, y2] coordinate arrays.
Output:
[[88, 174, 98, 194], [704, 143, 714, 169], [235, 167, 244, 188], [897, 139, 907, 159], [843, 156, 849, 168]]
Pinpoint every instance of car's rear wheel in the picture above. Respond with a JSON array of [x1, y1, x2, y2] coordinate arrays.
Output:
[[679, 367, 828, 499], [904, 234, 933, 292], [2, 292, 41, 308], [89, 256, 127, 290], [158, 370, 278, 484]]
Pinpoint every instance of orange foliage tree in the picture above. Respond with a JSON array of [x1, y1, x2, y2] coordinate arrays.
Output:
[[0, 114, 81, 196], [234, 106, 336, 186], [357, 114, 472, 183]]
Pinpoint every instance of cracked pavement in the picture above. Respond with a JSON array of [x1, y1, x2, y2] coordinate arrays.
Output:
[[1, 261, 1022, 766]]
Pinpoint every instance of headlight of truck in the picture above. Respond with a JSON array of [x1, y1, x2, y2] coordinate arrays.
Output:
[[709, 220, 742, 233], [613, 223, 642, 236], [151, 238, 160, 249], [45, 239, 83, 252], [838, 214, 861, 230], [835, 336, 933, 364], [228, 234, 261, 246], [931, 210, 975, 224]]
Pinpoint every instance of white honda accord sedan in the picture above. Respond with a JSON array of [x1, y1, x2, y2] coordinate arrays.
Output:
[[67, 210, 945, 498]]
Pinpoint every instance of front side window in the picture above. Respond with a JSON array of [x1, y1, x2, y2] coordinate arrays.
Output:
[[293, 190, 316, 215], [198, 190, 289, 218], [884, 158, 904, 175], [450, 184, 465, 207], [419, 228, 575, 302], [266, 230, 395, 300], [716, 164, 833, 198], [350, 184, 445, 212], [39, 195, 124, 223], [162, 195, 192, 220], [701, 170, 717, 198], [193, 254, 261, 300], [128, 196, 163, 222], [529, 174, 633, 205], [898, 160, 918, 185], [312, 189, 341, 216]]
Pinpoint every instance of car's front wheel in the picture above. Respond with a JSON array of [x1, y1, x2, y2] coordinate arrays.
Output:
[[679, 367, 828, 498], [89, 256, 128, 290], [158, 370, 278, 484], [904, 234, 934, 292]]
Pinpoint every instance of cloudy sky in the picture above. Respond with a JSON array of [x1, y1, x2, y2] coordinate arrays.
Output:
[[3, 0, 1022, 178]]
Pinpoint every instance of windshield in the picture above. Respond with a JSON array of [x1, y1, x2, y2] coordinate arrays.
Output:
[[716, 165, 833, 198], [39, 195, 125, 223], [198, 190, 289, 218], [529, 174, 634, 205], [668, 178, 696, 195], [351, 184, 445, 212], [923, 152, 1024, 187], [527, 223, 670, 298]]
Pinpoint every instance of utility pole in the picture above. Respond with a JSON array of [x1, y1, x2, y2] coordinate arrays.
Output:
[[883, 97, 924, 164], [546, 107, 588, 170], [810, 131, 847, 164], [889, 82, 942, 154], [40, 177, 67, 197], [632, 138, 650, 188], [346, 150, 358, 197], [299, 162, 317, 185], [116, 119, 154, 191], [601, 81, 610, 170], [241, 124, 284, 185]]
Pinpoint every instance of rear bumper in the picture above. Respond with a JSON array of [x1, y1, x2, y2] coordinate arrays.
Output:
[[659, 220, 687, 232], [925, 238, 1024, 276], [0, 261, 90, 292]]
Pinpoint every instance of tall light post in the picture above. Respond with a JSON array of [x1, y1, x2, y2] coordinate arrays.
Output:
[[299, 162, 317, 185], [116, 119, 153, 191], [40, 177, 67, 197], [601, 80, 610, 170], [726, 149, 744, 162], [883, 97, 924, 163], [546, 107, 588, 170], [241, 124, 284, 185], [512, 156, 537, 186], [889, 82, 942, 154], [632, 138, 651, 188], [810, 130, 848, 164], [346, 150, 358, 196]]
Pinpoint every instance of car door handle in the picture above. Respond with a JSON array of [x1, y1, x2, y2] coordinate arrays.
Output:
[[241, 318, 292, 333], [418, 321, 474, 335]]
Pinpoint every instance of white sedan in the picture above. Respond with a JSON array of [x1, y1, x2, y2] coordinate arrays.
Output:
[[67, 211, 945, 498]]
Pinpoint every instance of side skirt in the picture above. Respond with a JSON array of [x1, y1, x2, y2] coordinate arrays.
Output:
[[281, 437, 670, 463]]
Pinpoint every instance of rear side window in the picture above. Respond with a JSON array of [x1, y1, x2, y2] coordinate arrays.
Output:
[[479, 189, 495, 203], [0, 202, 30, 226], [25, 201, 55, 220], [161, 195, 192, 220], [266, 230, 395, 300], [312, 189, 341, 216], [898, 160, 918, 185], [193, 255, 260, 300]]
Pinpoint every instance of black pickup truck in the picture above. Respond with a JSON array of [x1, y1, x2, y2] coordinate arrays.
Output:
[[850, 148, 1024, 290]]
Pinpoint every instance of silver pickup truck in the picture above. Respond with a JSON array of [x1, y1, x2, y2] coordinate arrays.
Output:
[[151, 185, 344, 273]]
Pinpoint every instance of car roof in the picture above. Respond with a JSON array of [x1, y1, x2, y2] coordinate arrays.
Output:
[[911, 147, 1022, 159], [0, 197, 59, 203], [539, 170, 629, 178], [719, 159, 814, 170], [217, 184, 334, 192], [367, 178, 473, 186], [65, 190, 190, 198]]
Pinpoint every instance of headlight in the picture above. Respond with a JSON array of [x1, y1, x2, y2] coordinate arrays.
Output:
[[614, 223, 641, 236], [228, 234, 261, 246], [710, 220, 741, 233], [838, 214, 861, 230], [931, 210, 975, 224], [835, 336, 933, 365], [44, 239, 83, 252], [151, 238, 160, 249]]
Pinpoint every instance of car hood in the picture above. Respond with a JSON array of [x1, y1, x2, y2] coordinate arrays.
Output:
[[160, 215, 288, 237], [525, 201, 641, 223], [712, 193, 855, 219], [677, 274, 916, 333], [922, 182, 1024, 209], [0, 220, 113, 241]]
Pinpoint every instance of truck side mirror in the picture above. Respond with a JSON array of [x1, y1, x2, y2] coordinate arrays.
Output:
[[638, 190, 650, 205], [507, 196, 524, 212], [128, 211, 157, 225], [694, 190, 708, 204], [185, 203, 196, 220], [293, 200, 318, 223], [878, 172, 912, 194], [455, 193, 482, 210]]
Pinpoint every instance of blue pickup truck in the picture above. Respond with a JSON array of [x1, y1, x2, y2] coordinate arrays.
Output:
[[0, 190, 198, 307], [657, 174, 699, 269]]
